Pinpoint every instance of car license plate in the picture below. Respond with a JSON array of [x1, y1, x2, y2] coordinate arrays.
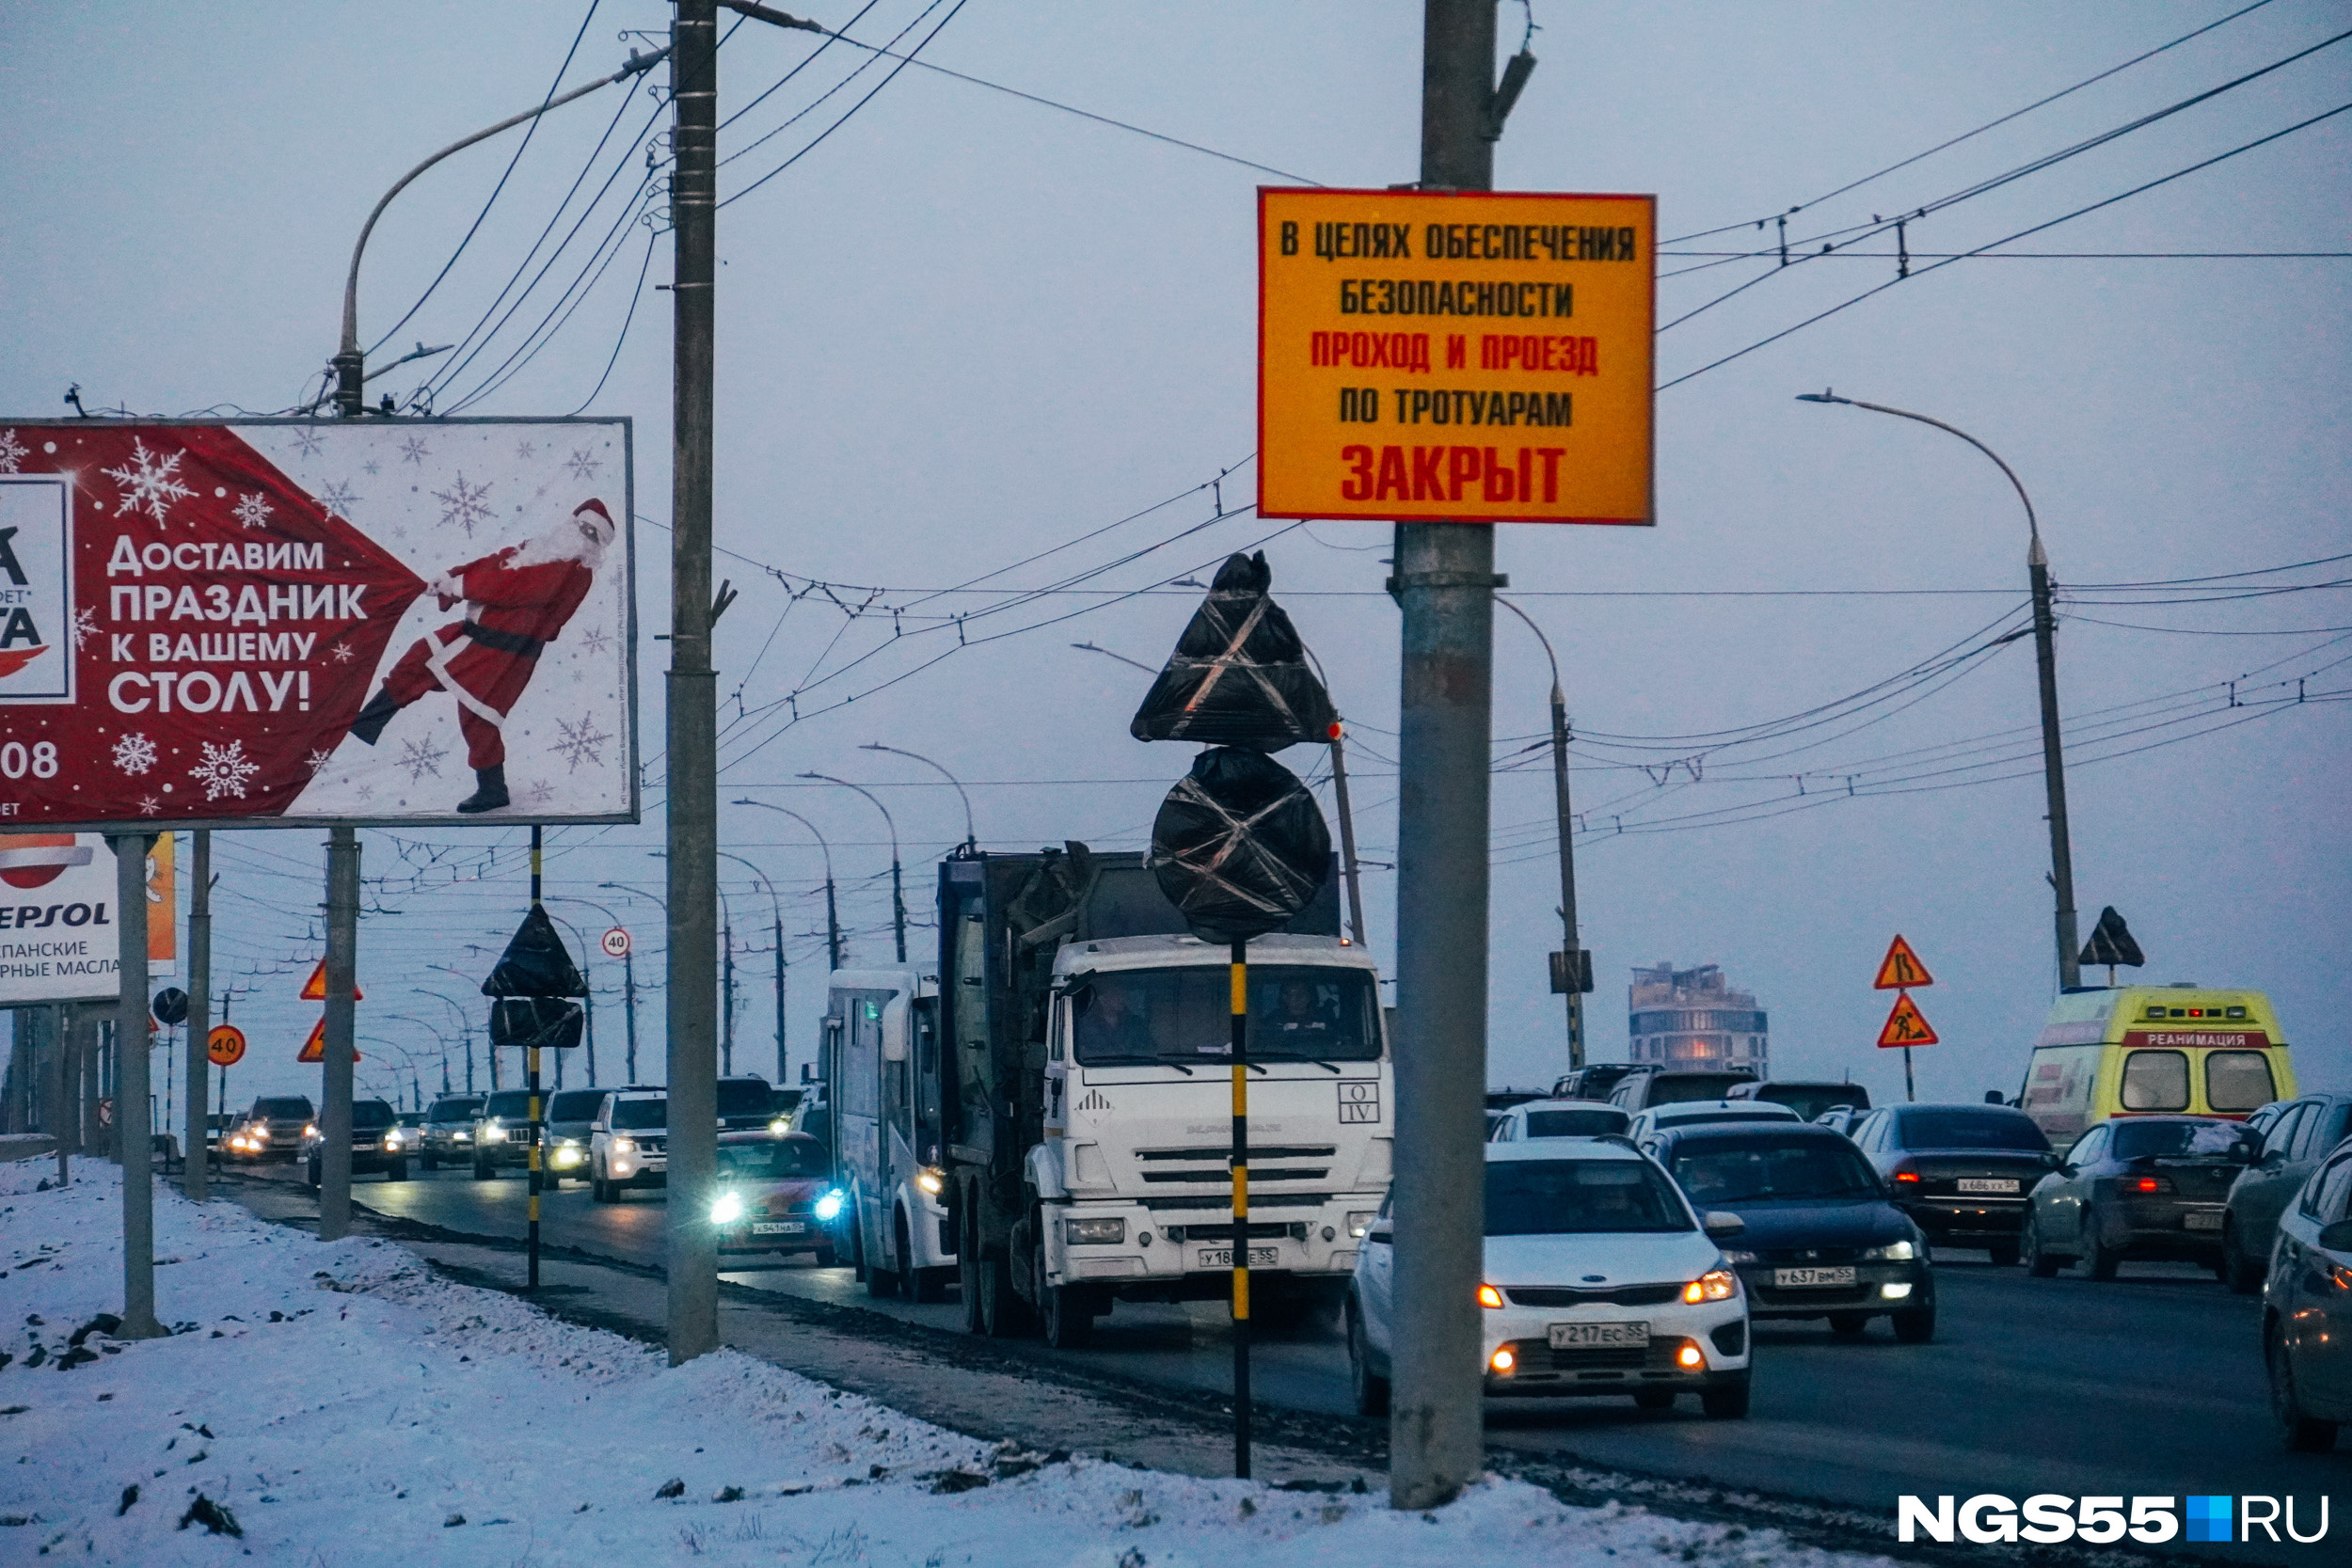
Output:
[[1196, 1247, 1279, 1269], [1956, 1178, 2019, 1195], [751, 1222, 804, 1236], [1773, 1266, 1858, 1288], [1549, 1321, 1648, 1350], [2184, 1212, 2223, 1232]]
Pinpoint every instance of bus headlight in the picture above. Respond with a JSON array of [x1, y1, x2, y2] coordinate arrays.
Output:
[[916, 1166, 945, 1196]]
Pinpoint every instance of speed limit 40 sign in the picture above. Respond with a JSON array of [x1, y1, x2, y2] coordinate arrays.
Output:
[[600, 927, 631, 958]]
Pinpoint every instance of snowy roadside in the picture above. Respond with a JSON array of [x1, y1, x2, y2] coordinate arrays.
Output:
[[0, 1164, 1901, 1567]]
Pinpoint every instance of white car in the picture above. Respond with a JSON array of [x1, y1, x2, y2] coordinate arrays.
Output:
[[1489, 1098, 1629, 1142], [1626, 1100, 1800, 1142], [589, 1089, 669, 1201], [1347, 1140, 1753, 1418]]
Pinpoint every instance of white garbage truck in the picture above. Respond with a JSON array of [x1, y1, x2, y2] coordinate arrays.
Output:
[[898, 842, 1390, 1347]]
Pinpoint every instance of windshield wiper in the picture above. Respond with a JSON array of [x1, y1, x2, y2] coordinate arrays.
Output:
[[1085, 1055, 1194, 1076]]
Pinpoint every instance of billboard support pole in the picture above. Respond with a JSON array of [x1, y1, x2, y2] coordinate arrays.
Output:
[[527, 825, 544, 1292], [110, 834, 166, 1338], [48, 1006, 68, 1183], [318, 827, 360, 1242], [183, 830, 212, 1203], [664, 0, 723, 1368], [1389, 0, 1498, 1513]]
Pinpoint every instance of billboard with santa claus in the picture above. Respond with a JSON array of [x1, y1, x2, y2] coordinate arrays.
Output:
[[0, 419, 634, 827]]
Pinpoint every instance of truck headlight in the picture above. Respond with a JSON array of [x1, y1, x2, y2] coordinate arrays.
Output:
[[813, 1189, 846, 1223], [711, 1192, 744, 1225], [1066, 1217, 1124, 1246], [916, 1166, 945, 1196], [1862, 1240, 1916, 1262], [1682, 1269, 1739, 1303], [1346, 1211, 1376, 1239]]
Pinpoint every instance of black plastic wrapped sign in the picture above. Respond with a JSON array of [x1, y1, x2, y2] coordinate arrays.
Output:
[[2078, 906, 2145, 970], [1129, 552, 1337, 751], [1147, 746, 1331, 944], [482, 904, 588, 998], [489, 997, 584, 1051]]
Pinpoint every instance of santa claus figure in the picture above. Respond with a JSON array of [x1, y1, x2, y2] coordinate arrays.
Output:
[[348, 497, 615, 813]]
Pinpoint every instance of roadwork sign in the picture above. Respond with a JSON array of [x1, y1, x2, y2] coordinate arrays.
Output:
[[295, 1016, 358, 1063], [1877, 991, 1939, 1049], [1257, 187, 1654, 525], [1873, 934, 1934, 990], [299, 958, 362, 1001]]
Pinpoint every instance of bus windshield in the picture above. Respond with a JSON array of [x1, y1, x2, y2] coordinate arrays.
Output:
[[1071, 964, 1380, 1066]]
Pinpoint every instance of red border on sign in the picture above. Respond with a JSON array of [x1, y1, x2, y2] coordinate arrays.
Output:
[[1255, 186, 1658, 526]]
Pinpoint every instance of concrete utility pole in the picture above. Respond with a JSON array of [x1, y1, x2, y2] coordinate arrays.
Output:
[[665, 0, 723, 1367], [319, 828, 361, 1241], [183, 831, 212, 1202], [110, 834, 165, 1338], [1389, 0, 1502, 1512], [1796, 394, 2079, 989], [1498, 597, 1585, 1067]]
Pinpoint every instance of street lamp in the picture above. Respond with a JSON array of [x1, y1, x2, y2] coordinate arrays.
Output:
[[551, 895, 641, 1085], [799, 772, 906, 963], [416, 980, 481, 1092], [861, 742, 977, 853], [1495, 595, 1588, 1069], [730, 802, 843, 971], [1796, 390, 2081, 989], [720, 852, 788, 1085], [383, 1013, 453, 1101]]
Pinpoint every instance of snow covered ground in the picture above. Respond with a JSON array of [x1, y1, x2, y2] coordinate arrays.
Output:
[[0, 1163, 1899, 1567]]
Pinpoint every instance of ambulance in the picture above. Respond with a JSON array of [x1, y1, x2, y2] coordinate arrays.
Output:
[[2018, 985, 2296, 1154]]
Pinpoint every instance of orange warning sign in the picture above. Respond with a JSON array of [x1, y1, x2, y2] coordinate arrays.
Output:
[[294, 1017, 359, 1063], [206, 1023, 246, 1068], [1872, 934, 1934, 990], [1876, 991, 1939, 1049], [300, 960, 363, 1002]]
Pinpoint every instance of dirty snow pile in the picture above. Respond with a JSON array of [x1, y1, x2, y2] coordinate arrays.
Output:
[[0, 1164, 1894, 1566]]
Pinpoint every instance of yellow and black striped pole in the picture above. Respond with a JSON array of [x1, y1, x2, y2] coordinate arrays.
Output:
[[1230, 937, 1252, 1479], [526, 825, 544, 1291]]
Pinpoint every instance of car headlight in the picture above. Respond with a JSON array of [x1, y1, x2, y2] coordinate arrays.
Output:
[[710, 1192, 744, 1225], [769, 1117, 790, 1136], [1065, 1216, 1124, 1246], [481, 1120, 505, 1143], [611, 1136, 636, 1155], [916, 1166, 945, 1196], [813, 1188, 846, 1223], [1682, 1268, 1739, 1303], [304, 1124, 318, 1139], [1347, 1211, 1377, 1240], [1863, 1240, 1917, 1262], [452, 1130, 470, 1142], [381, 1133, 402, 1149], [1720, 1250, 1758, 1266]]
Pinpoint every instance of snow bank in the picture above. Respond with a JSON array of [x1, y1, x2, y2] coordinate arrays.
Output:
[[0, 1163, 1894, 1566]]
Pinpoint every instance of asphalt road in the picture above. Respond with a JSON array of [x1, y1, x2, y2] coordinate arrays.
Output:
[[230, 1159, 2347, 1536]]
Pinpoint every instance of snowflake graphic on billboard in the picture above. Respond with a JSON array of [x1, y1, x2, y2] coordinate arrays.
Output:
[[552, 715, 612, 773], [111, 732, 157, 776], [432, 473, 495, 536], [515, 440, 538, 461], [190, 739, 261, 800], [137, 796, 162, 817], [397, 436, 431, 466], [328, 641, 356, 664], [576, 625, 612, 657], [0, 428, 25, 473], [397, 736, 448, 783], [318, 479, 360, 518], [564, 449, 602, 481], [305, 750, 334, 776], [71, 607, 97, 653], [232, 491, 274, 530], [290, 427, 326, 460], [101, 439, 196, 522]]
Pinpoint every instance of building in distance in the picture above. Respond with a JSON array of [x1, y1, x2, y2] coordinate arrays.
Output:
[[1628, 960, 1768, 1075]]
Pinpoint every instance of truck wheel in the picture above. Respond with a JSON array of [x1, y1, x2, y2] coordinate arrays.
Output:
[[960, 1234, 986, 1334], [1346, 1300, 1389, 1417], [1041, 1281, 1095, 1350], [977, 1255, 1032, 1338]]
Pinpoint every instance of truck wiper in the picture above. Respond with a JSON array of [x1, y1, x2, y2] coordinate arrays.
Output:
[[1086, 1054, 1194, 1076]]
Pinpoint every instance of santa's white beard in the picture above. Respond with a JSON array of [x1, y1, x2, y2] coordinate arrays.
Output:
[[510, 517, 610, 571]]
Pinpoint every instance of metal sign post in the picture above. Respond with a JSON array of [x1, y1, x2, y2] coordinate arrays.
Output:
[[1229, 938, 1254, 1478]]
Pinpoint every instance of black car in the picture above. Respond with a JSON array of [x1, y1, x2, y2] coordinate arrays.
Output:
[[1850, 1103, 2058, 1266], [419, 1094, 485, 1169], [301, 1099, 409, 1185], [717, 1075, 782, 1132], [470, 1089, 538, 1178], [1550, 1063, 1640, 1103], [2024, 1115, 2258, 1279], [1648, 1123, 1934, 1341]]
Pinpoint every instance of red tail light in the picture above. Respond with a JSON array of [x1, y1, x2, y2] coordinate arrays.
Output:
[[2131, 1175, 2173, 1194], [1892, 1166, 1920, 1185]]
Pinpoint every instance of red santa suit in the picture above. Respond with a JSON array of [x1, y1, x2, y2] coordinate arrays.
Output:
[[349, 499, 612, 807]]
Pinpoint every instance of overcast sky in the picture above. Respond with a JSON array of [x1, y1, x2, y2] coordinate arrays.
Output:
[[4, 1, 2345, 1112]]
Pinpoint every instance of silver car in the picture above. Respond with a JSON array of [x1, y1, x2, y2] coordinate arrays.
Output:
[[2263, 1140, 2352, 1450], [590, 1089, 668, 1201]]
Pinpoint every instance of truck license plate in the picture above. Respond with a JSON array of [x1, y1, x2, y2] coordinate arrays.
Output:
[[2184, 1212, 2222, 1231], [1956, 1178, 2019, 1195], [1773, 1266, 1857, 1288], [752, 1222, 804, 1236], [1549, 1321, 1647, 1349], [1196, 1247, 1279, 1269]]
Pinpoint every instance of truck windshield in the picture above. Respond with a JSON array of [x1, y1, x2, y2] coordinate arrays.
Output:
[[1071, 965, 1380, 1065]]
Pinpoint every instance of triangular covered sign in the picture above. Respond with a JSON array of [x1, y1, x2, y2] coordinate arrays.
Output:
[[1872, 935, 1933, 990], [2078, 906, 2144, 970], [1876, 992, 1939, 1049], [482, 904, 588, 998], [299, 959, 363, 1001], [294, 1017, 359, 1063], [1129, 553, 1338, 751]]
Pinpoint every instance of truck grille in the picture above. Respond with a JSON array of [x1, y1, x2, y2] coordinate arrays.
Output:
[[1134, 1146, 1334, 1183], [1160, 1221, 1303, 1243]]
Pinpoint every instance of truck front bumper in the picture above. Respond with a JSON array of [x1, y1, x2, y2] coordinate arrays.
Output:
[[1043, 1196, 1377, 1291]]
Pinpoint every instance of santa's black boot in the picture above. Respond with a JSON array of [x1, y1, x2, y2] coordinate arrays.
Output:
[[456, 765, 510, 815], [346, 688, 401, 746]]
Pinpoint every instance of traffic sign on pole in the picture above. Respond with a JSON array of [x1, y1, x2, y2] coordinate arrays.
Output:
[[300, 959, 363, 1002], [1876, 991, 1939, 1048], [295, 1017, 358, 1063], [601, 927, 631, 958], [205, 1023, 246, 1068], [1872, 935, 1934, 990]]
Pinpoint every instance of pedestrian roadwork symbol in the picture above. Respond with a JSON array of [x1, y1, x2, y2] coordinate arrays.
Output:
[[1877, 991, 1939, 1049], [1872, 934, 1933, 990], [1338, 1081, 1381, 1123]]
